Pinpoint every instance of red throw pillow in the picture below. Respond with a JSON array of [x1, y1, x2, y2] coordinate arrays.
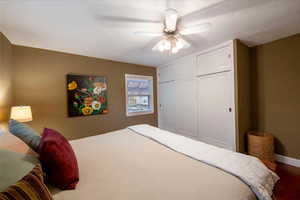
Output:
[[38, 128, 79, 190]]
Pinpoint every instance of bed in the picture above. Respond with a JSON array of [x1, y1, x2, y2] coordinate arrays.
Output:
[[48, 125, 278, 200]]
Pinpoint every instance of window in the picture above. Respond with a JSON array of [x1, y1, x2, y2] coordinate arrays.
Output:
[[125, 74, 154, 116]]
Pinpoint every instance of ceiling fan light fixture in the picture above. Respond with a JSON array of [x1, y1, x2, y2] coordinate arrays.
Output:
[[176, 38, 184, 49], [153, 39, 167, 52], [153, 35, 189, 54], [164, 8, 178, 32], [161, 39, 171, 51], [171, 47, 179, 54], [158, 43, 165, 52]]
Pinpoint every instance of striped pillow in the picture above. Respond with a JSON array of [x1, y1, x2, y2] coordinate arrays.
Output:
[[0, 164, 53, 200]]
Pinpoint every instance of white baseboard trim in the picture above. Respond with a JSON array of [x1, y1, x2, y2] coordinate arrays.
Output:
[[275, 154, 300, 168]]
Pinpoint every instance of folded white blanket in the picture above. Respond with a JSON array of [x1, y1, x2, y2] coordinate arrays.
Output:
[[128, 125, 279, 200]]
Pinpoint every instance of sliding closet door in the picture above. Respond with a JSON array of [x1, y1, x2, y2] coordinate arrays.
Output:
[[174, 79, 197, 138], [159, 81, 177, 133], [197, 71, 235, 150]]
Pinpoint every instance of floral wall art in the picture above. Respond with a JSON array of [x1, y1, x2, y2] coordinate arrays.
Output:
[[67, 74, 108, 117]]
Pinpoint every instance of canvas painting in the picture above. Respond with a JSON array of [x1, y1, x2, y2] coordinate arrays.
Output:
[[67, 74, 108, 117]]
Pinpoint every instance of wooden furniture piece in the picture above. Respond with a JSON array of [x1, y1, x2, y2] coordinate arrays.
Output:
[[247, 131, 276, 171]]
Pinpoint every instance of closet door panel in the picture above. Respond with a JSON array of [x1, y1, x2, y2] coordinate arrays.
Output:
[[174, 79, 197, 138], [159, 65, 175, 83], [159, 81, 177, 133], [196, 46, 232, 76], [197, 71, 235, 150], [173, 58, 196, 80]]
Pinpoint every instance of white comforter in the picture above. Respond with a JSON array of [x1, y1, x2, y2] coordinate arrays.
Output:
[[129, 125, 279, 200]]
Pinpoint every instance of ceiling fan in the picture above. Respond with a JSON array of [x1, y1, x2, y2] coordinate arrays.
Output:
[[134, 9, 212, 54]]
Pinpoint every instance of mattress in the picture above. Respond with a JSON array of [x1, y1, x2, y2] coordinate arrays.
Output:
[[51, 128, 256, 200]]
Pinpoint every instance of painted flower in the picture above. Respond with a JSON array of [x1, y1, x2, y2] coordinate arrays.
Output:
[[73, 102, 78, 108], [82, 106, 93, 115], [68, 81, 77, 90], [93, 87, 102, 95], [99, 96, 106, 103], [84, 97, 93, 106], [102, 109, 108, 114], [94, 82, 107, 91], [94, 82, 102, 88], [75, 93, 80, 100], [91, 101, 101, 110], [101, 83, 107, 91]]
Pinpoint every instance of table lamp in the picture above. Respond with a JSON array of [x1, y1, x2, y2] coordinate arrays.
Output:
[[10, 106, 33, 122]]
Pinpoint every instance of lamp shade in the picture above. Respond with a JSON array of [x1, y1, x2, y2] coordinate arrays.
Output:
[[10, 106, 33, 122]]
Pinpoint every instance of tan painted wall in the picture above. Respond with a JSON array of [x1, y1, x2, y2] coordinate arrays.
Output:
[[234, 40, 252, 153], [4, 30, 300, 160], [251, 33, 300, 159], [12, 45, 157, 139], [0, 32, 13, 122]]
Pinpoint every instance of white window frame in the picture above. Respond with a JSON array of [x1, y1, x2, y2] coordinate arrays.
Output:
[[125, 74, 154, 117]]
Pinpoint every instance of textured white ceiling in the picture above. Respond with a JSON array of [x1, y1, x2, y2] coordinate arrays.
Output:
[[0, 0, 300, 67]]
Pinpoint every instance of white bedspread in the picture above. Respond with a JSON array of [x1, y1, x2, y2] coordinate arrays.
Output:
[[129, 125, 279, 200]]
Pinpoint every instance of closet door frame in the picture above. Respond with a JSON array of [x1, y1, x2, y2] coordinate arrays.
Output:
[[195, 42, 237, 151], [158, 40, 238, 151], [196, 70, 236, 151]]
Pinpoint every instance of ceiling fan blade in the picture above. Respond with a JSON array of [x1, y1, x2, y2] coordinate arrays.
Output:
[[134, 31, 163, 36], [179, 23, 212, 35], [96, 15, 161, 24], [94, 15, 162, 29], [164, 8, 178, 32]]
